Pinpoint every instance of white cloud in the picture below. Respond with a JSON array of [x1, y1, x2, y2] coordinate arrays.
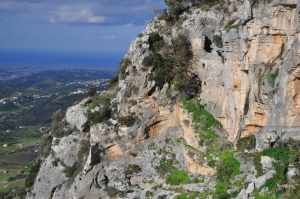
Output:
[[101, 35, 116, 39], [123, 23, 134, 28], [0, 0, 166, 25], [50, 5, 106, 24]]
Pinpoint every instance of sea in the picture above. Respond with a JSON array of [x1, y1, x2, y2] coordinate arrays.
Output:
[[0, 48, 125, 68]]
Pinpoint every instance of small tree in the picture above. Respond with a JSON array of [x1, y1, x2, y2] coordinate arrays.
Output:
[[52, 109, 65, 122], [109, 76, 119, 88], [85, 86, 97, 98], [153, 8, 162, 14], [148, 32, 165, 51]]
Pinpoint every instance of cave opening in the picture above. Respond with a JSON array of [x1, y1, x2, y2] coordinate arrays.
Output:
[[204, 35, 213, 53]]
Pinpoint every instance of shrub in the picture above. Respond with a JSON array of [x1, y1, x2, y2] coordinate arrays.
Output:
[[126, 164, 142, 175], [148, 32, 164, 51], [86, 94, 114, 125], [63, 161, 79, 178], [118, 58, 131, 79], [158, 195, 167, 199], [155, 161, 190, 185], [52, 160, 58, 167], [237, 134, 256, 151], [52, 109, 65, 122], [172, 69, 186, 91], [7, 176, 16, 182], [216, 152, 241, 184], [143, 33, 195, 94], [105, 187, 126, 197], [182, 98, 222, 133], [142, 52, 163, 67], [172, 33, 193, 65], [213, 35, 223, 48], [109, 76, 119, 88], [145, 191, 154, 198], [77, 140, 90, 162], [137, 33, 144, 38], [51, 120, 74, 138], [166, 169, 191, 185], [40, 134, 53, 158], [174, 193, 198, 199], [250, 0, 273, 7], [266, 68, 279, 87], [84, 86, 97, 98], [24, 160, 41, 188], [119, 115, 136, 126]]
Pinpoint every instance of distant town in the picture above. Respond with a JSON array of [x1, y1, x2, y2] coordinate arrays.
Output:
[[0, 66, 117, 81], [0, 66, 117, 131]]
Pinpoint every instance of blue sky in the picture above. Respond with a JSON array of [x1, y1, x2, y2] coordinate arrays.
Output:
[[0, 0, 166, 53]]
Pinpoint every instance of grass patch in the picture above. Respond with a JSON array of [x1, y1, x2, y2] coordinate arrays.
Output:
[[0, 173, 17, 182], [175, 193, 197, 199], [155, 162, 191, 185], [166, 169, 191, 185], [0, 179, 24, 193], [182, 98, 222, 129]]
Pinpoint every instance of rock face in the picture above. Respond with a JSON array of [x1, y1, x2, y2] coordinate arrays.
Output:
[[27, 1, 300, 199], [185, 0, 300, 145], [66, 98, 90, 131]]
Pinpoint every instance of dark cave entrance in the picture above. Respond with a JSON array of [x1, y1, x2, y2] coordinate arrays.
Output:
[[204, 35, 213, 53]]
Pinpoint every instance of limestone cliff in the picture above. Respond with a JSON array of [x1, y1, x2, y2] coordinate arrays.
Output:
[[26, 0, 300, 199]]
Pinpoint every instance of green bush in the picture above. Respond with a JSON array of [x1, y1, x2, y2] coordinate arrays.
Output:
[[86, 94, 114, 125], [143, 33, 195, 95], [40, 134, 53, 158], [77, 140, 90, 163], [52, 160, 58, 167], [182, 98, 222, 134], [7, 176, 16, 182], [109, 76, 119, 88], [158, 195, 167, 199], [145, 191, 154, 198], [119, 115, 136, 126], [216, 152, 241, 183], [213, 35, 223, 48], [266, 68, 279, 87], [236, 134, 256, 151], [84, 86, 97, 98], [166, 169, 191, 185], [148, 32, 164, 51], [105, 186, 126, 197], [208, 160, 216, 167], [118, 58, 131, 79], [142, 52, 163, 68], [51, 120, 74, 138], [172, 33, 193, 65], [63, 161, 79, 178], [52, 109, 65, 122], [126, 164, 142, 175], [162, 0, 192, 22], [254, 153, 263, 176], [24, 160, 41, 188], [155, 161, 191, 185], [250, 0, 273, 7], [253, 142, 293, 197]]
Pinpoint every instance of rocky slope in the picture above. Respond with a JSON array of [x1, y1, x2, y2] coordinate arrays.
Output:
[[26, 0, 300, 198]]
